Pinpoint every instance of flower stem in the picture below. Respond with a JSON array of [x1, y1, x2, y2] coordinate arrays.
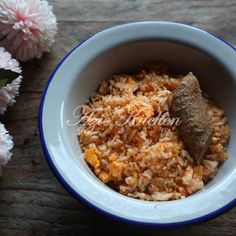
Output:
[[0, 35, 7, 42]]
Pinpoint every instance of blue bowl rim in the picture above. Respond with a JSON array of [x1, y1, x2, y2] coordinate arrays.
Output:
[[38, 21, 236, 228]]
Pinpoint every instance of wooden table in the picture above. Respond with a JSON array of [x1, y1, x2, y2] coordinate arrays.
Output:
[[1, 1, 236, 235]]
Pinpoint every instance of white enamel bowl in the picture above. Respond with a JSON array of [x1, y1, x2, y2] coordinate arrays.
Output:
[[39, 21, 236, 226]]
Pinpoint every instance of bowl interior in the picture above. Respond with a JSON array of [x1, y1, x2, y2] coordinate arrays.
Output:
[[41, 22, 236, 224], [64, 40, 236, 191]]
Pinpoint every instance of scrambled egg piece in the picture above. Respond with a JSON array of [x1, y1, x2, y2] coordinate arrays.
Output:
[[84, 148, 100, 168], [110, 161, 123, 179], [99, 171, 110, 183]]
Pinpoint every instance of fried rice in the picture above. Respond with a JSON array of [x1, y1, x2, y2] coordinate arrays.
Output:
[[78, 63, 230, 201]]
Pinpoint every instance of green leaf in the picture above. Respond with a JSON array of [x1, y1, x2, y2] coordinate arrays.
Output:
[[0, 69, 20, 87]]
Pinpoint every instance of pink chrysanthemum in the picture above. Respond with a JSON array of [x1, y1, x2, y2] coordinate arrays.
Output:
[[0, 0, 57, 61], [0, 122, 13, 176], [0, 47, 22, 114]]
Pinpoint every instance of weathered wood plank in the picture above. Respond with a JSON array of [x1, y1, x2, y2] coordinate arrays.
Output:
[[48, 0, 236, 22], [48, 0, 236, 42]]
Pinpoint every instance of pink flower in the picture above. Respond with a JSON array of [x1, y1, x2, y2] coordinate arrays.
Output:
[[0, 47, 22, 114], [0, 0, 57, 62], [0, 122, 13, 176]]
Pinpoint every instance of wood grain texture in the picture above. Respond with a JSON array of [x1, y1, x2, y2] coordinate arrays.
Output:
[[1, 0, 236, 235]]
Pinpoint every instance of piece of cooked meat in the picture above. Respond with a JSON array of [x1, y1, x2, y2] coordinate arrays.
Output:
[[170, 72, 214, 164]]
